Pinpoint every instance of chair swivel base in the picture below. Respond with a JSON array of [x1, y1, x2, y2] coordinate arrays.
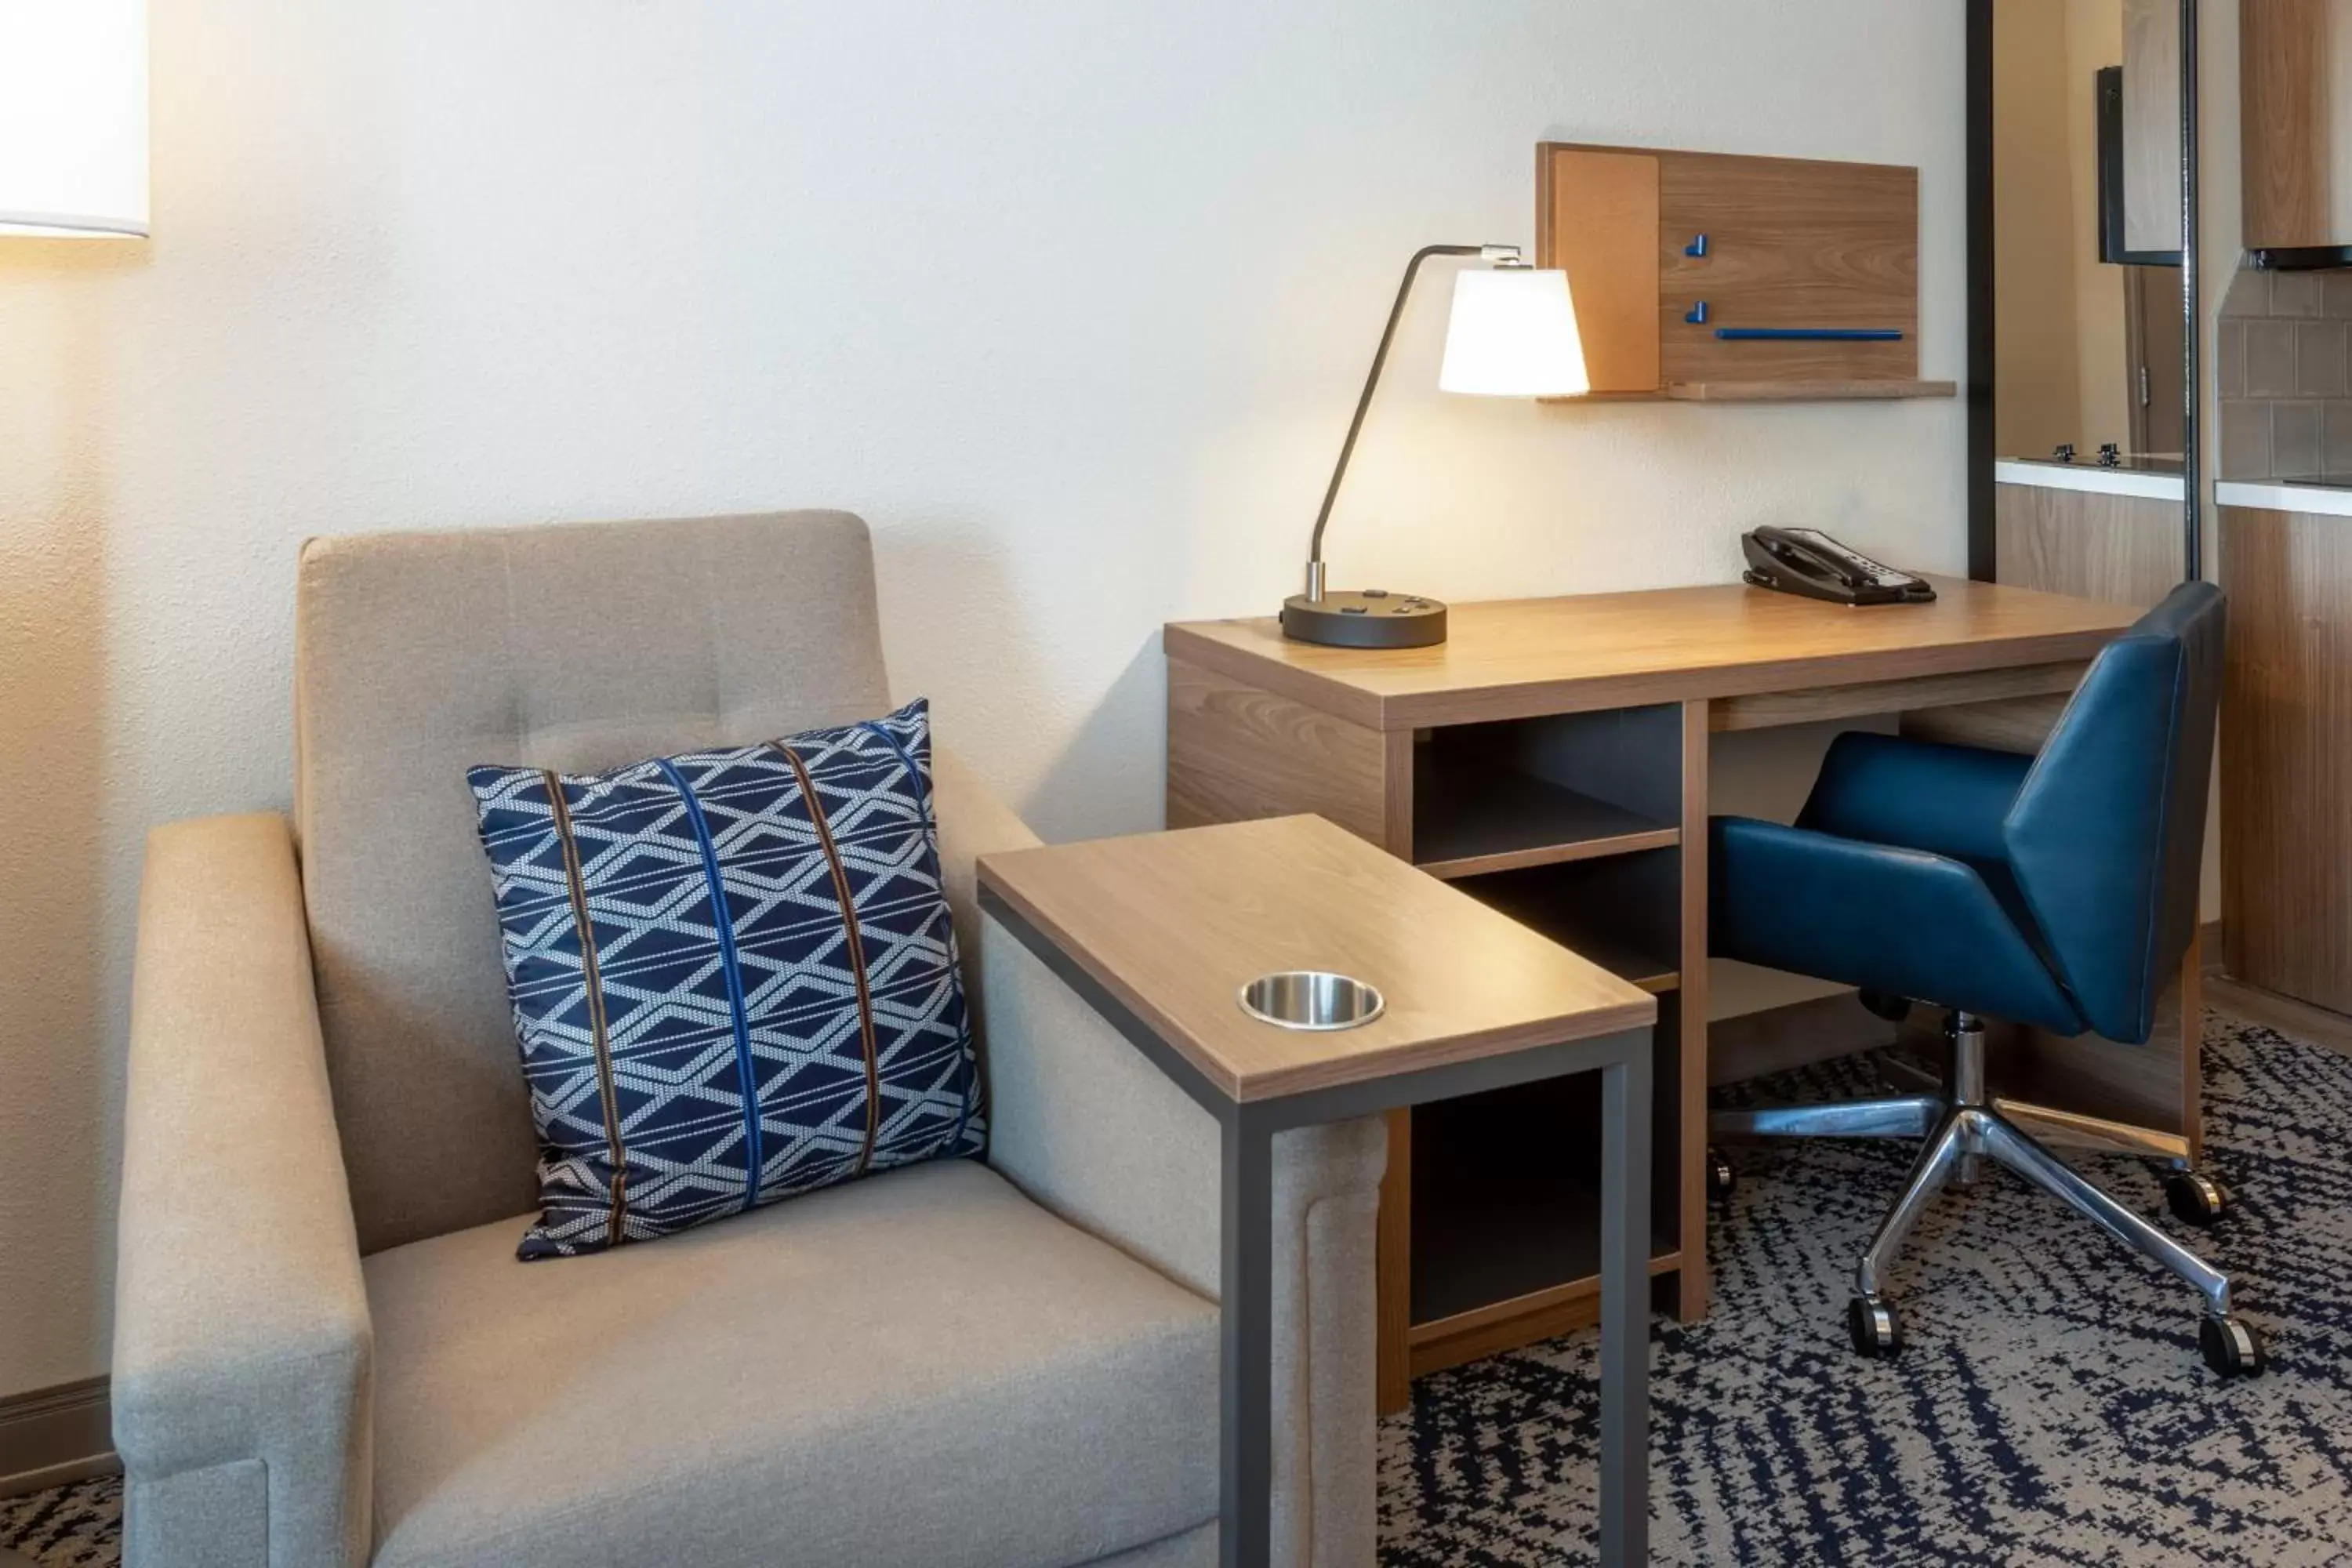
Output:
[[1711, 1011, 2267, 1378]]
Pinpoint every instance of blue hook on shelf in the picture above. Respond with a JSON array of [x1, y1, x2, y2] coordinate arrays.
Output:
[[1685, 300, 1710, 325], [1684, 234, 1710, 258]]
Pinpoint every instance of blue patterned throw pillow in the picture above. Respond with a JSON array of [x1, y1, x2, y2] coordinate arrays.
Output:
[[468, 699, 983, 1258]]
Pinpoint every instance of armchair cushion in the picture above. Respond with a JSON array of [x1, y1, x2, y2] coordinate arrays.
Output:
[[467, 698, 984, 1258], [361, 1158, 1218, 1568]]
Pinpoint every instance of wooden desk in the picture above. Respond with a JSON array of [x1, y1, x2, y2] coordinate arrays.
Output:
[[1164, 575, 2169, 1410], [978, 816, 1657, 1568]]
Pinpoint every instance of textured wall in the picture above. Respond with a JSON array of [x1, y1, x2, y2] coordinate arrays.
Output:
[[0, 0, 1969, 1398]]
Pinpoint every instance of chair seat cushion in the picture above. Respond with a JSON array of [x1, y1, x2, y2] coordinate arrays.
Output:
[[468, 698, 984, 1258], [363, 1159, 1218, 1568]]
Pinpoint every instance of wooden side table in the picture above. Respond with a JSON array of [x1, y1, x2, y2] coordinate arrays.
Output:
[[978, 815, 1659, 1568]]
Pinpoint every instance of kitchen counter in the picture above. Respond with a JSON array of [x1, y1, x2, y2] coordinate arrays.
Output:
[[2216, 478, 2352, 517], [1995, 459, 2184, 501], [1998, 462, 2352, 517]]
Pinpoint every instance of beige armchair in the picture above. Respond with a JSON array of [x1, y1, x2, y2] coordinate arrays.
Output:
[[113, 512, 1384, 1568]]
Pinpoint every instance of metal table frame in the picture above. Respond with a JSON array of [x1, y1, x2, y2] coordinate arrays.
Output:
[[981, 885, 1653, 1568]]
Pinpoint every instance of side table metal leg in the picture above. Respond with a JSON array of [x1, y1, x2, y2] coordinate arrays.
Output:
[[1598, 1044, 1653, 1567], [1221, 1107, 1276, 1568]]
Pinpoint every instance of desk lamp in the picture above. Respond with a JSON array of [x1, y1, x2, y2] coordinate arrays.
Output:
[[0, 0, 151, 239], [1283, 244, 1587, 648]]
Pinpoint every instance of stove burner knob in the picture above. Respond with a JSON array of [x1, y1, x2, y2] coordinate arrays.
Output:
[[2054, 443, 2076, 463], [2099, 443, 2122, 467]]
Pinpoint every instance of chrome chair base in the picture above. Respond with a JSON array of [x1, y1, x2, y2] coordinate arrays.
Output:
[[1711, 1012, 2267, 1377]]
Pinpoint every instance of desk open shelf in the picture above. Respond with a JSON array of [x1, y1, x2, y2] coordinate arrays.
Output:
[[1407, 1071, 1683, 1375], [1413, 751, 1679, 880]]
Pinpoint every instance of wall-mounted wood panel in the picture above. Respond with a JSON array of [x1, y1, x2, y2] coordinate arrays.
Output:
[[1537, 147, 1661, 394], [1537, 142, 1936, 401], [1655, 152, 1918, 388]]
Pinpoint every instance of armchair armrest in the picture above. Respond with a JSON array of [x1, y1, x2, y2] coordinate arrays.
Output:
[[929, 753, 1382, 1565], [1798, 731, 2034, 866], [114, 814, 373, 1568]]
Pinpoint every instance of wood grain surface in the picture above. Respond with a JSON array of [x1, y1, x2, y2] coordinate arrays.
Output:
[[1165, 657, 1400, 851], [2220, 506, 2352, 1014], [1654, 150, 1918, 388], [1166, 579, 2139, 733], [2238, 0, 2352, 250], [1537, 147, 1662, 394], [2124, 0, 2187, 254], [1994, 482, 2184, 609], [978, 815, 1656, 1103]]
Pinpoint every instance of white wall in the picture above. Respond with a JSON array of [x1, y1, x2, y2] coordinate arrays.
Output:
[[0, 0, 1969, 1398]]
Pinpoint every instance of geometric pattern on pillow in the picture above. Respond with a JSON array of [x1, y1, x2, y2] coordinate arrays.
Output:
[[467, 699, 983, 1258]]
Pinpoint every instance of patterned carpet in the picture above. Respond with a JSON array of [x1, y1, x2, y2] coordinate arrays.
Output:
[[0, 1477, 118, 1568], [7, 1014, 2347, 1568], [1380, 1014, 2352, 1566]]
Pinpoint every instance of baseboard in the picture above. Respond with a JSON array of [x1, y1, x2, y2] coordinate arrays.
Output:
[[2206, 975, 2352, 1058], [1708, 990, 1892, 1087], [0, 1376, 115, 1500]]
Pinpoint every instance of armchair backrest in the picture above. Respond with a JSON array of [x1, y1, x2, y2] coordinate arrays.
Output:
[[2002, 579, 2225, 1045], [295, 512, 894, 1254]]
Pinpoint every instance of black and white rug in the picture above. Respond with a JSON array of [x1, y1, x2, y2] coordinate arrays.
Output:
[[1380, 1014, 2352, 1567], [8, 1016, 2348, 1568]]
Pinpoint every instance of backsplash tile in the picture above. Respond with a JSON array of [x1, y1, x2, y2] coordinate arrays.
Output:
[[2275, 401, 2325, 476], [2272, 270, 2324, 317], [2223, 268, 2271, 317], [2248, 319, 2300, 396], [2219, 260, 2352, 481], [2328, 402, 2352, 475], [2223, 398, 2274, 477], [2299, 321, 2349, 397], [2219, 319, 2248, 397]]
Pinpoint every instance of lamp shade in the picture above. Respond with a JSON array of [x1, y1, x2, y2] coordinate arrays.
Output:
[[1438, 266, 1588, 397], [0, 0, 150, 238]]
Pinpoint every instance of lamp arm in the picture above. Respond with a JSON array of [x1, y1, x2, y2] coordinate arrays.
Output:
[[1302, 243, 1492, 596]]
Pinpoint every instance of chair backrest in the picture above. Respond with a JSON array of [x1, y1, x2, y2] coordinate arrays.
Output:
[[2003, 579, 2226, 1044], [295, 511, 894, 1254]]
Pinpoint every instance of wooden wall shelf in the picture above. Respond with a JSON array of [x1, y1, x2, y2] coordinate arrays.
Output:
[[1558, 379, 1956, 405], [1537, 142, 1935, 402]]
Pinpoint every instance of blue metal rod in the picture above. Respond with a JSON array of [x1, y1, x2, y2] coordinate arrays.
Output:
[[1714, 328, 1905, 341]]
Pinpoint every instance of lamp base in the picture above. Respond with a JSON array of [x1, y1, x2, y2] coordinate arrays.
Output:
[[1279, 589, 1448, 649]]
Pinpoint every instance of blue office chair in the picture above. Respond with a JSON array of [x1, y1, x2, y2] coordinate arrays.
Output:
[[1708, 581, 2263, 1377]]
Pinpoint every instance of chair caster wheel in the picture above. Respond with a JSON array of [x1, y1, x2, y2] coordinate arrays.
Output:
[[1848, 1294, 1904, 1359], [1705, 1146, 1736, 1206], [2199, 1314, 2267, 1377], [2167, 1170, 2233, 1227]]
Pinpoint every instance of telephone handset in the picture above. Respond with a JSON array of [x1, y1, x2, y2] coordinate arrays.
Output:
[[1740, 527, 1936, 607]]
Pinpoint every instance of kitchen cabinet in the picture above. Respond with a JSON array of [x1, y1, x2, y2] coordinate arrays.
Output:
[[2220, 495, 2352, 1018], [2241, 0, 2352, 252], [2122, 0, 2185, 256]]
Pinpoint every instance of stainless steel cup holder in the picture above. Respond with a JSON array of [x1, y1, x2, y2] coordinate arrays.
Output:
[[1237, 971, 1385, 1032]]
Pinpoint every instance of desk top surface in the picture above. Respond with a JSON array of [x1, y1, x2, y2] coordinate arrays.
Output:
[[978, 815, 1657, 1103], [1163, 576, 2142, 730]]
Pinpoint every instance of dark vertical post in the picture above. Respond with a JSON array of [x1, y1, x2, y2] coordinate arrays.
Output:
[[1597, 1038, 1653, 1568], [2180, 0, 2204, 581], [1966, 0, 1998, 583], [1219, 1109, 1274, 1568]]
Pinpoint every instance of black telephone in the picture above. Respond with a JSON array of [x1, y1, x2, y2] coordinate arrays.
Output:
[[1740, 527, 1936, 607]]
